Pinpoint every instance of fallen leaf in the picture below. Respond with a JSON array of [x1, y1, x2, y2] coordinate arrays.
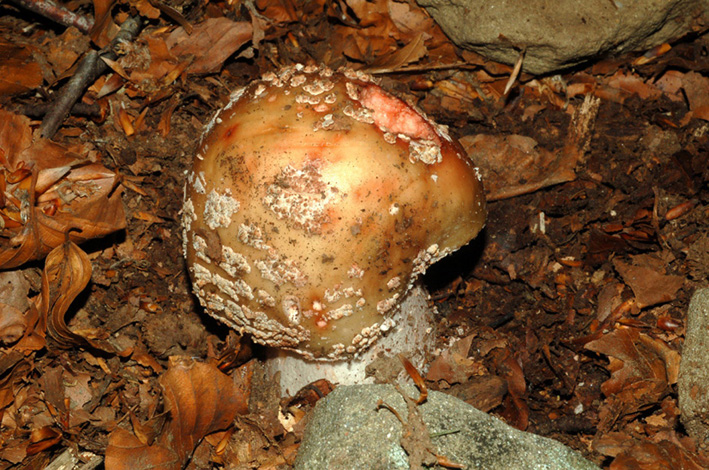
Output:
[[494, 348, 529, 430], [601, 71, 664, 102], [387, 0, 436, 35], [0, 302, 27, 346], [161, 357, 248, 460], [613, 254, 684, 308], [167, 18, 253, 75], [89, 0, 118, 48], [610, 439, 708, 470], [36, 240, 112, 351], [0, 39, 44, 96], [105, 358, 248, 470], [680, 71, 709, 121], [106, 428, 180, 470], [45, 28, 91, 78], [0, 110, 126, 269], [461, 134, 577, 201], [426, 334, 477, 384], [365, 32, 428, 73], [0, 351, 31, 411], [585, 328, 680, 429], [0, 270, 31, 345]]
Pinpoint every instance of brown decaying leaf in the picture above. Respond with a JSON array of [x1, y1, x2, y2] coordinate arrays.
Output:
[[399, 354, 427, 404], [26, 426, 62, 455], [0, 270, 31, 345], [585, 328, 680, 429], [166, 18, 253, 75], [89, 0, 118, 48], [365, 32, 428, 73], [609, 438, 708, 470], [461, 133, 577, 201], [105, 358, 248, 470], [494, 348, 529, 431], [0, 351, 31, 410], [105, 428, 180, 470], [426, 334, 477, 385], [0, 302, 27, 346], [37, 240, 109, 350], [0, 110, 126, 269], [161, 357, 249, 461], [613, 254, 685, 309], [680, 72, 709, 121], [0, 39, 44, 96]]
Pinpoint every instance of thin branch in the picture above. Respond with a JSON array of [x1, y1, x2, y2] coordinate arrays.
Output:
[[22, 101, 102, 119], [6, 0, 93, 34], [39, 16, 143, 140]]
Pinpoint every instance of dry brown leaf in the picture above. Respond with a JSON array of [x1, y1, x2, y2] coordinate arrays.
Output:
[[36, 240, 101, 349], [25, 426, 62, 455], [45, 28, 91, 79], [494, 348, 529, 430], [610, 439, 708, 470], [0, 351, 31, 410], [135, 0, 161, 19], [585, 328, 680, 429], [0, 270, 31, 345], [613, 254, 685, 309], [90, 0, 118, 48], [680, 71, 709, 121], [365, 32, 428, 73], [388, 0, 436, 35], [105, 358, 248, 470], [461, 134, 577, 201], [0, 110, 126, 269], [0, 302, 27, 345], [592, 71, 664, 104], [0, 39, 44, 96], [105, 428, 180, 470], [160, 357, 249, 461], [166, 18, 253, 75], [586, 328, 679, 395], [426, 334, 477, 384]]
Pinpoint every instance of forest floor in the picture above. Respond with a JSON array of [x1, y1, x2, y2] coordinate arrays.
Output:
[[1, 0, 708, 469]]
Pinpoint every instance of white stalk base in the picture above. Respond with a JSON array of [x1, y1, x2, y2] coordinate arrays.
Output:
[[265, 283, 436, 396]]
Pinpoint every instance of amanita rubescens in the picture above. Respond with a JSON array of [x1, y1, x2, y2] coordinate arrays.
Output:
[[183, 64, 485, 392]]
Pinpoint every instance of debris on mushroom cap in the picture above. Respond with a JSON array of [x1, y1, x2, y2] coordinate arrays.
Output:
[[183, 64, 486, 360]]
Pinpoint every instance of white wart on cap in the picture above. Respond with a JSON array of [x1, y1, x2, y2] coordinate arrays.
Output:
[[183, 64, 486, 363]]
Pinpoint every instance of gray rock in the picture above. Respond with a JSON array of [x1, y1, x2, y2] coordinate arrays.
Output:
[[417, 0, 709, 74], [295, 384, 600, 470], [679, 288, 709, 449]]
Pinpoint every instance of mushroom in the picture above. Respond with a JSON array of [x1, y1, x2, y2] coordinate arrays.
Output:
[[182, 64, 486, 394]]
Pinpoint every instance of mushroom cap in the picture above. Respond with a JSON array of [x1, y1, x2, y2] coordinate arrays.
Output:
[[183, 64, 485, 359]]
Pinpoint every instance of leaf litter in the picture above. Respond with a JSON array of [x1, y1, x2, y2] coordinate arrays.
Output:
[[0, 0, 707, 469]]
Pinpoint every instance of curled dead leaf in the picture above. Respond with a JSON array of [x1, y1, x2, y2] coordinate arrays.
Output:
[[160, 357, 249, 461], [0, 351, 31, 411], [36, 240, 111, 351], [365, 32, 428, 73], [585, 328, 680, 430], [105, 428, 180, 470], [0, 303, 26, 345], [399, 353, 427, 404], [0, 270, 31, 345], [461, 133, 577, 201], [0, 110, 126, 269], [166, 18, 253, 75], [105, 358, 248, 470]]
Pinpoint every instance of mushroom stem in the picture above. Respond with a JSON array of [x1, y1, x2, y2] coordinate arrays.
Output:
[[265, 284, 435, 396]]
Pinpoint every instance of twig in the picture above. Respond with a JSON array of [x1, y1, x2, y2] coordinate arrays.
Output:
[[503, 48, 526, 96], [39, 16, 143, 139], [6, 0, 93, 33], [22, 102, 102, 119]]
